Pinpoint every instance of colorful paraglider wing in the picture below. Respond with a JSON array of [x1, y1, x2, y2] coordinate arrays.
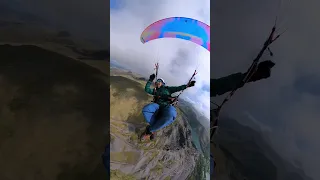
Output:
[[140, 17, 210, 52]]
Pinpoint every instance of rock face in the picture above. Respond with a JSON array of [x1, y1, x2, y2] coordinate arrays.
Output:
[[110, 69, 210, 180]]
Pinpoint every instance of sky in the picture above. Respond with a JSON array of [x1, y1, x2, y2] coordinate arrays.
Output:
[[1, 0, 110, 48], [110, 0, 211, 118], [211, 0, 320, 179]]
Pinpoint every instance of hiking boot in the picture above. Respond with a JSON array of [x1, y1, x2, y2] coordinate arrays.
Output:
[[142, 132, 155, 141], [145, 125, 152, 135], [150, 133, 155, 141], [140, 125, 157, 141], [140, 125, 152, 141]]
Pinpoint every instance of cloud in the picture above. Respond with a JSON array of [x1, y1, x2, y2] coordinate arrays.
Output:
[[110, 0, 210, 118], [211, 0, 320, 179]]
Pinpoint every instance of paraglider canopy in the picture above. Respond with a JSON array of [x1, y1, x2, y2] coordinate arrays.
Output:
[[140, 17, 210, 52]]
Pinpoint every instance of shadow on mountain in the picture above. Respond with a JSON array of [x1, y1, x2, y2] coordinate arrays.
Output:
[[0, 44, 109, 180]]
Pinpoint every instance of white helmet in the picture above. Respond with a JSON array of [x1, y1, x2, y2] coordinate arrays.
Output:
[[156, 78, 165, 84]]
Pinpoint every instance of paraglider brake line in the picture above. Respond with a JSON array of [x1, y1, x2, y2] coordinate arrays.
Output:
[[151, 62, 160, 103], [171, 69, 197, 104], [220, 25, 282, 109], [154, 62, 159, 80], [210, 24, 285, 139]]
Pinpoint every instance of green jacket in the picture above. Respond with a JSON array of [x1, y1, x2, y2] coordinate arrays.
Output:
[[211, 72, 246, 97], [145, 81, 187, 107]]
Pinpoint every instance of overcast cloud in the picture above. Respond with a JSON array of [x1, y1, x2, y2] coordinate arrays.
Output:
[[110, 0, 210, 118], [211, 0, 320, 179]]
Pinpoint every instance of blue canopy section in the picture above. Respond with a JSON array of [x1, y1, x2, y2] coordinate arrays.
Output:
[[141, 17, 210, 51]]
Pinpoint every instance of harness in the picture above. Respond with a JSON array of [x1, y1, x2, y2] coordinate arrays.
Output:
[[152, 87, 177, 106]]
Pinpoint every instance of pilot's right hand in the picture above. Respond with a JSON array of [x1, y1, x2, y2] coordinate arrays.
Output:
[[149, 74, 156, 81]]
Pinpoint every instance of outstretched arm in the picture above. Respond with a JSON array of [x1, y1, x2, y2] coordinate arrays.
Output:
[[144, 81, 154, 95], [211, 60, 275, 97], [167, 85, 187, 94], [211, 73, 246, 97]]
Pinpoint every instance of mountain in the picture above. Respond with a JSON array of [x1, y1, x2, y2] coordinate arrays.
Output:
[[211, 116, 313, 180], [178, 99, 210, 155], [0, 44, 108, 180], [110, 68, 210, 180]]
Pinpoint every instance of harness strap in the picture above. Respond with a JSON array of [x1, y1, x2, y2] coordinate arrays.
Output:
[[152, 95, 176, 104]]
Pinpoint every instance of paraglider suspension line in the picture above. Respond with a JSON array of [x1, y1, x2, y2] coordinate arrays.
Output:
[[154, 62, 159, 80], [171, 70, 197, 105], [210, 24, 285, 140]]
